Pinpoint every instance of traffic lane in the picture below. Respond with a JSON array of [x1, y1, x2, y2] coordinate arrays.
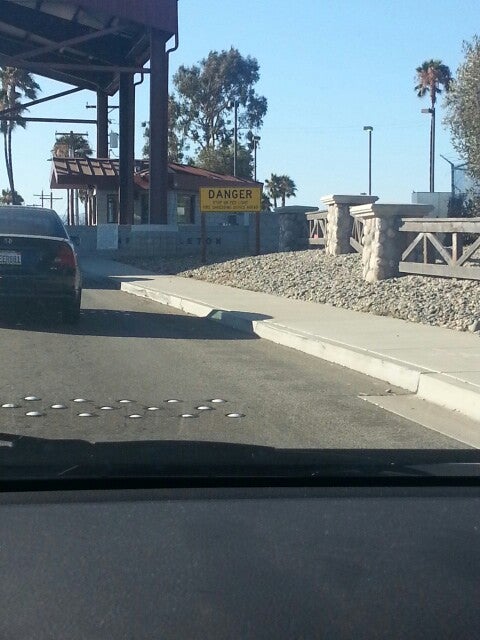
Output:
[[0, 278, 466, 450]]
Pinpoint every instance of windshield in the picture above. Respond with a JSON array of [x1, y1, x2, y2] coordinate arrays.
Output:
[[0, 0, 479, 482], [0, 208, 67, 238]]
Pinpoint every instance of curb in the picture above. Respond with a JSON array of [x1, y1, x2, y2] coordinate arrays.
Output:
[[119, 281, 480, 424]]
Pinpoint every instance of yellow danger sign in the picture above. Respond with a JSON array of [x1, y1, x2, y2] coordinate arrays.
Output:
[[200, 186, 261, 212]]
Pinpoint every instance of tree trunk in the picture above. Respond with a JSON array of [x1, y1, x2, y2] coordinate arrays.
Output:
[[3, 132, 9, 190], [281, 193, 286, 207], [7, 124, 15, 197], [4, 129, 14, 199]]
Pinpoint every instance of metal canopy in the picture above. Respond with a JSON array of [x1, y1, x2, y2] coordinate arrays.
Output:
[[0, 0, 178, 93]]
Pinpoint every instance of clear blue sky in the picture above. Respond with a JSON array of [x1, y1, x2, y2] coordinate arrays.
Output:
[[8, 0, 480, 215]]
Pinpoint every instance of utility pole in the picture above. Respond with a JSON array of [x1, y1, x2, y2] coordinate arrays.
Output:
[[363, 126, 373, 195], [34, 190, 62, 208]]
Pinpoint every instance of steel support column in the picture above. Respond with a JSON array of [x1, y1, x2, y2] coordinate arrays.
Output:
[[119, 73, 135, 225], [97, 91, 109, 158], [149, 29, 169, 224]]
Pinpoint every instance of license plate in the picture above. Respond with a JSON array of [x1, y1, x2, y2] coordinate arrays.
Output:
[[0, 251, 21, 265]]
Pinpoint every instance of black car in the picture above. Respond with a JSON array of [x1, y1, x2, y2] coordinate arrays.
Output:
[[0, 206, 82, 324]]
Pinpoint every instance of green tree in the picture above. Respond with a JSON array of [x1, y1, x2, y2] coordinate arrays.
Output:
[[52, 134, 92, 216], [264, 174, 282, 209], [445, 37, 480, 184], [195, 144, 253, 179], [172, 47, 267, 154], [0, 188, 23, 205], [261, 192, 272, 211], [142, 96, 186, 162], [278, 174, 297, 207], [0, 67, 40, 203]]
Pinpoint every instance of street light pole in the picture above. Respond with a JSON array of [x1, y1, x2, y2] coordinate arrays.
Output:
[[253, 135, 260, 181], [363, 126, 373, 195], [422, 107, 435, 192], [229, 100, 238, 176]]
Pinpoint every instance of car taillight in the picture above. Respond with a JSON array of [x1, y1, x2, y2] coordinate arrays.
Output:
[[53, 243, 76, 269]]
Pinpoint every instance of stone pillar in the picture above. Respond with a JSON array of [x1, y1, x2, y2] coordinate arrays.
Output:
[[320, 194, 378, 256], [350, 204, 433, 282], [276, 205, 314, 252]]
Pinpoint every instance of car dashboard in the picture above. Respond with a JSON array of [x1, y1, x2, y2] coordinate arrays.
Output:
[[1, 482, 479, 639]]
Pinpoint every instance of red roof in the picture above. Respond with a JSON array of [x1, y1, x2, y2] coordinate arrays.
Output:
[[169, 163, 263, 191]]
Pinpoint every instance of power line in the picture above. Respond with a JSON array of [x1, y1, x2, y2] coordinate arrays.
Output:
[[33, 190, 62, 208]]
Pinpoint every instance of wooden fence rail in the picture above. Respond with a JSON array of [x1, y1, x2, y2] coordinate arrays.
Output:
[[399, 217, 480, 280], [350, 216, 365, 254], [306, 210, 327, 247]]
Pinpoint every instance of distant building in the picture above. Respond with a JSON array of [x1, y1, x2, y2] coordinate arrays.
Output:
[[411, 192, 450, 217], [50, 158, 262, 226]]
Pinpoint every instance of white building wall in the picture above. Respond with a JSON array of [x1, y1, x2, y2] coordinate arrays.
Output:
[[411, 192, 450, 217]]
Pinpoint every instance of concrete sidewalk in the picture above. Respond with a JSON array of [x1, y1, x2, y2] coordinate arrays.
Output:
[[81, 255, 480, 424]]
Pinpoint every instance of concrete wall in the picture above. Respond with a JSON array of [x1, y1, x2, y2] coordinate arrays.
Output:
[[248, 212, 279, 253], [110, 224, 249, 258], [66, 226, 97, 253], [68, 212, 281, 258], [69, 224, 252, 258]]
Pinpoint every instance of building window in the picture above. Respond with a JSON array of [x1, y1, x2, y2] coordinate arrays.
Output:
[[107, 194, 118, 223], [177, 193, 196, 224]]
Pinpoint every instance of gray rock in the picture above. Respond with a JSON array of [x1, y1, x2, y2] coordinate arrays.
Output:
[[468, 320, 480, 333], [123, 251, 480, 335]]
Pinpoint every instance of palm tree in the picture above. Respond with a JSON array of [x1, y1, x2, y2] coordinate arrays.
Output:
[[261, 192, 271, 211], [415, 59, 452, 192], [0, 188, 23, 205], [0, 67, 40, 203], [52, 133, 92, 158], [278, 174, 297, 207], [264, 173, 282, 209], [52, 133, 92, 225]]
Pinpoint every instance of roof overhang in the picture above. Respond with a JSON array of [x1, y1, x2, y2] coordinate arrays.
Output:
[[0, 0, 178, 94], [50, 158, 264, 193], [51, 156, 120, 189]]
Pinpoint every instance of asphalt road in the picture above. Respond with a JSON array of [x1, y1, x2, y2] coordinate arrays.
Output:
[[0, 277, 465, 451]]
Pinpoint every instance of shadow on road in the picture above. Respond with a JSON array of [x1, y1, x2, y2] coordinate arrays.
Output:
[[0, 431, 478, 482], [0, 305, 261, 340], [82, 275, 154, 291]]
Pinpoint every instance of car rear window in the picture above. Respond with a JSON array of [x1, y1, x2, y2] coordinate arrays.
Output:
[[0, 209, 67, 238]]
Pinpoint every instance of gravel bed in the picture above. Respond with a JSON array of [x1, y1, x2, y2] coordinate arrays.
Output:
[[121, 251, 480, 333]]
